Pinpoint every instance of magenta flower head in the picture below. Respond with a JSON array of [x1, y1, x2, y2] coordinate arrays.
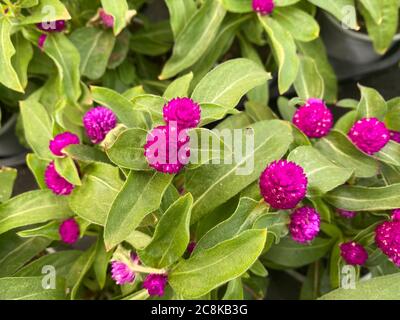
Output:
[[36, 20, 66, 32], [187, 241, 196, 254], [292, 98, 333, 138], [49, 132, 80, 157], [390, 130, 400, 144], [38, 34, 47, 50], [143, 274, 168, 297], [348, 118, 390, 155], [337, 209, 357, 219], [252, 0, 275, 15], [163, 97, 201, 129], [99, 9, 114, 28], [375, 220, 400, 267], [289, 207, 320, 243], [59, 218, 80, 244], [340, 241, 368, 266], [83, 106, 117, 144], [144, 125, 190, 174], [392, 209, 400, 222], [259, 160, 308, 209], [44, 162, 74, 195]]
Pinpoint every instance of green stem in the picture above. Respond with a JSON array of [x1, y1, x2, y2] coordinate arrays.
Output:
[[130, 264, 167, 275]]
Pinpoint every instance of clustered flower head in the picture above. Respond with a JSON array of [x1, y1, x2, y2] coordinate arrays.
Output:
[[83, 106, 117, 144], [392, 209, 400, 222], [390, 130, 400, 144], [36, 20, 66, 49], [111, 254, 140, 285], [289, 206, 320, 243], [59, 218, 80, 244], [292, 98, 333, 138], [375, 219, 400, 267], [49, 132, 80, 157], [163, 97, 201, 129], [252, 0, 275, 15], [337, 209, 357, 219], [340, 241, 368, 266], [259, 160, 308, 209], [99, 9, 114, 28], [44, 161, 74, 195], [348, 118, 390, 155], [143, 274, 168, 297]]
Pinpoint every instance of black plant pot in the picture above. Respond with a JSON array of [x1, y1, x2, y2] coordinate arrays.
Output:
[[0, 114, 27, 167]]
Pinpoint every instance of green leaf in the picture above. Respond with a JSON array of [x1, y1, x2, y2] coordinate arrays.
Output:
[[20, 0, 71, 24], [186, 120, 293, 223], [54, 157, 81, 186], [17, 221, 60, 240], [125, 230, 152, 250], [376, 141, 400, 167], [138, 194, 193, 268], [169, 229, 267, 298], [359, 0, 383, 24], [94, 235, 112, 289], [191, 58, 271, 108], [0, 190, 71, 235], [258, 15, 299, 94], [357, 85, 387, 120], [12, 33, 33, 90], [294, 56, 324, 100], [277, 96, 296, 121], [26, 153, 48, 189], [199, 103, 240, 126], [0, 167, 17, 202], [131, 94, 166, 125], [163, 72, 193, 100], [69, 163, 123, 226], [104, 171, 173, 249], [223, 277, 244, 300], [64, 144, 111, 164], [287, 146, 353, 196], [160, 0, 226, 79], [165, 0, 197, 37], [221, 0, 252, 12], [100, 0, 130, 35]]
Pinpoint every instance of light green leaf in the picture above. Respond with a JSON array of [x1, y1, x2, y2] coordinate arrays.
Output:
[[376, 141, 400, 167], [64, 144, 111, 164], [163, 72, 193, 100], [221, 0, 252, 12], [223, 277, 244, 300], [165, 0, 197, 37], [20, 0, 71, 24], [359, 0, 383, 24], [12, 33, 33, 90], [357, 85, 387, 120], [54, 157, 81, 186], [0, 167, 17, 202], [100, 0, 130, 35], [17, 221, 60, 240], [26, 153, 48, 189]]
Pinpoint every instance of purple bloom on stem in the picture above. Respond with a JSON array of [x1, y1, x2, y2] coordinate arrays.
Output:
[[390, 130, 400, 144], [83, 106, 117, 144], [337, 209, 357, 219], [49, 132, 80, 157], [340, 241, 368, 266], [375, 220, 400, 267], [392, 209, 400, 222], [292, 98, 333, 138], [38, 34, 47, 50], [252, 0, 275, 15], [163, 97, 201, 129], [99, 9, 114, 28], [259, 160, 307, 209], [36, 20, 66, 32], [111, 254, 140, 285], [348, 118, 390, 155], [289, 207, 320, 243], [59, 218, 80, 244], [44, 162, 74, 195], [143, 274, 168, 297]]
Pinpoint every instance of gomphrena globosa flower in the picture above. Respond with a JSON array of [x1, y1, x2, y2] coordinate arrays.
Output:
[[144, 125, 190, 174], [390, 130, 400, 144], [143, 274, 168, 297], [59, 218, 80, 244], [289, 207, 320, 243], [337, 209, 357, 219], [259, 160, 308, 209], [44, 162, 74, 195], [83, 106, 117, 144], [36, 20, 66, 32], [99, 9, 114, 28], [163, 97, 201, 129], [348, 118, 390, 155], [375, 220, 400, 267], [111, 254, 140, 285], [49, 132, 80, 157], [292, 98, 333, 138], [393, 209, 400, 222], [340, 241, 368, 266], [38, 34, 47, 50], [252, 0, 275, 15]]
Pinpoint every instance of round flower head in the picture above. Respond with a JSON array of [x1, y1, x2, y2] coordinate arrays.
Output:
[[36, 20, 66, 32], [49, 132, 80, 157], [340, 241, 368, 266], [337, 209, 357, 219], [259, 160, 308, 209], [111, 254, 140, 285], [99, 9, 114, 28], [59, 218, 80, 244], [144, 125, 190, 174], [44, 162, 74, 195], [292, 98, 333, 138], [390, 130, 400, 144], [348, 118, 390, 155], [375, 220, 400, 267], [252, 0, 275, 15], [289, 207, 320, 243], [83, 106, 117, 144], [143, 274, 168, 297], [38, 34, 47, 50], [163, 97, 201, 129], [393, 209, 400, 222]]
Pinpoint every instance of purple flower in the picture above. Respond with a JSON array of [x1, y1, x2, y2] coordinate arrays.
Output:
[[49, 132, 80, 157], [390, 130, 400, 144], [111, 254, 140, 285], [348, 118, 390, 155], [99, 9, 114, 28], [143, 274, 168, 297], [340, 241, 368, 266], [163, 97, 201, 129], [59, 218, 80, 244], [187, 241, 196, 254], [252, 0, 275, 15], [144, 125, 190, 174], [337, 209, 357, 219], [292, 98, 333, 138], [259, 160, 308, 209], [44, 162, 74, 195], [375, 220, 400, 267], [38, 34, 47, 50], [36, 20, 66, 32], [83, 106, 117, 144], [289, 207, 320, 243], [392, 209, 400, 222]]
